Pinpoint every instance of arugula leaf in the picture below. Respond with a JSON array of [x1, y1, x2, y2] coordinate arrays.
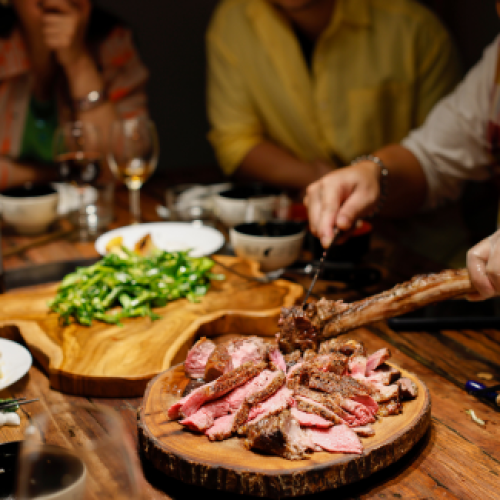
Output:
[[48, 248, 223, 326]]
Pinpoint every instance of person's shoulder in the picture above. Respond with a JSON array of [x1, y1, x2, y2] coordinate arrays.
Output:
[[208, 0, 253, 34], [371, 0, 446, 32]]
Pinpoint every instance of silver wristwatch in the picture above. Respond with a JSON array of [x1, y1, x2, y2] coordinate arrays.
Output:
[[74, 89, 107, 112]]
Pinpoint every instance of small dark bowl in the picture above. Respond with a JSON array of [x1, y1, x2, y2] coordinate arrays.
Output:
[[233, 220, 306, 237], [1, 183, 57, 198], [218, 184, 281, 200]]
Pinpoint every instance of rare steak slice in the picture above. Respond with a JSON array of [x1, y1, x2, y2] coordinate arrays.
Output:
[[232, 371, 286, 431], [349, 356, 367, 377], [369, 363, 401, 383], [397, 377, 418, 400], [306, 424, 363, 454], [168, 361, 267, 419], [351, 395, 378, 416], [184, 337, 216, 379], [244, 409, 312, 460], [179, 398, 230, 432], [268, 347, 287, 373], [225, 370, 276, 411], [206, 413, 236, 441], [365, 348, 391, 373], [227, 336, 267, 368], [294, 396, 344, 425], [205, 343, 233, 382], [290, 408, 334, 428], [338, 398, 375, 426]]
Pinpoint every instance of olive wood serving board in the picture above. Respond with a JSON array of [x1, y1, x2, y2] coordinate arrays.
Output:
[[138, 356, 430, 498], [0, 256, 303, 397]]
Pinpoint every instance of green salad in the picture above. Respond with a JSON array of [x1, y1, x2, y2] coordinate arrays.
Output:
[[49, 248, 224, 326]]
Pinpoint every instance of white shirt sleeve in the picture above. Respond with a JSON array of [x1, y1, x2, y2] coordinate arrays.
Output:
[[402, 35, 499, 209]]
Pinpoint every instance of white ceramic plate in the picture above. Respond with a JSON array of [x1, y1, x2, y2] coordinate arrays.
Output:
[[0, 338, 32, 391], [95, 222, 225, 257]]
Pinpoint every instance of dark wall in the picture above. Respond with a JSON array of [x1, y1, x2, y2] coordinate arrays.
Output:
[[96, 0, 500, 175], [96, 0, 220, 174]]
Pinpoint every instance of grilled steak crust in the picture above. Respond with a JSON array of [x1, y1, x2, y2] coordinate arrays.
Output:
[[294, 386, 353, 422], [284, 350, 302, 370], [212, 361, 268, 396], [205, 343, 233, 382], [309, 372, 374, 397], [377, 399, 402, 416], [232, 371, 286, 431], [295, 397, 343, 424], [319, 339, 366, 357], [244, 410, 311, 460]]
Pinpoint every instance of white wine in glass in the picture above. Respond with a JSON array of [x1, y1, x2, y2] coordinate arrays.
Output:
[[108, 117, 159, 223]]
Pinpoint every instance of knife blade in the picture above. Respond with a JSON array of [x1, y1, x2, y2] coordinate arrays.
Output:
[[302, 227, 342, 307]]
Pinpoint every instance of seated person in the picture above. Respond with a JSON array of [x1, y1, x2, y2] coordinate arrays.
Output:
[[0, 0, 149, 189], [305, 0, 500, 300], [206, 0, 461, 192]]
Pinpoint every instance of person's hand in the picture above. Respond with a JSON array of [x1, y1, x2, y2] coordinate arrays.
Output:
[[41, 0, 91, 70], [466, 229, 500, 300], [304, 160, 380, 247]]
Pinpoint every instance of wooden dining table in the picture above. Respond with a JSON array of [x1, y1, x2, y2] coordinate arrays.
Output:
[[1, 176, 499, 500]]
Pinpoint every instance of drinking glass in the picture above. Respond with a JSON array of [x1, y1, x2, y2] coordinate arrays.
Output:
[[53, 121, 103, 237], [108, 117, 159, 223], [15, 403, 145, 499]]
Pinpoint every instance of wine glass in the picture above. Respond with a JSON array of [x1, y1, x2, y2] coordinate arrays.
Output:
[[53, 121, 103, 238], [15, 402, 145, 499], [108, 117, 159, 223]]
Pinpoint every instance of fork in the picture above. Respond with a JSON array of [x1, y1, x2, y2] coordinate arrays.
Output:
[[212, 258, 286, 284], [0, 397, 39, 411]]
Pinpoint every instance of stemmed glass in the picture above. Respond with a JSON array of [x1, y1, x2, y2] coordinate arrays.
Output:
[[107, 117, 159, 223], [53, 121, 103, 237], [15, 402, 145, 499]]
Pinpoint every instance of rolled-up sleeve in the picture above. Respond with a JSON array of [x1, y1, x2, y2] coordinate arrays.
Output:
[[206, 26, 263, 176], [99, 27, 149, 119], [402, 37, 498, 209]]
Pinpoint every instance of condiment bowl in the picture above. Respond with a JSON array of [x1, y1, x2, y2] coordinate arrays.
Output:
[[230, 220, 307, 271], [213, 185, 281, 227], [0, 184, 59, 235]]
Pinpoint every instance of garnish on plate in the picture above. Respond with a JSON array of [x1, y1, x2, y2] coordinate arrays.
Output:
[[49, 240, 224, 326]]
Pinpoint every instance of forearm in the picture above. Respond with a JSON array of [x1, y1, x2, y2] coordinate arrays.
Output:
[[375, 144, 428, 218], [237, 141, 331, 190], [63, 52, 119, 145], [1, 158, 59, 189]]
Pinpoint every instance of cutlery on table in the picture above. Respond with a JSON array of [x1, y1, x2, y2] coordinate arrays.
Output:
[[0, 398, 39, 411]]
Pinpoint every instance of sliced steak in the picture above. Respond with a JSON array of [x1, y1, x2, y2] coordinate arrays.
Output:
[[168, 361, 267, 419], [290, 408, 334, 428], [225, 370, 275, 411], [227, 336, 267, 368], [371, 383, 399, 403], [309, 372, 374, 397], [294, 386, 354, 424], [365, 348, 391, 373], [244, 409, 312, 460], [232, 371, 286, 431], [397, 377, 418, 400], [284, 350, 302, 370], [306, 424, 363, 454], [294, 396, 344, 425], [319, 339, 366, 357], [205, 343, 233, 382], [206, 413, 236, 441], [351, 425, 375, 437], [368, 363, 401, 383], [268, 347, 287, 373], [182, 378, 206, 397], [184, 337, 216, 379], [377, 399, 402, 416], [247, 386, 294, 422], [338, 398, 375, 426], [303, 349, 317, 361], [349, 356, 367, 377], [351, 395, 378, 416], [179, 398, 230, 432]]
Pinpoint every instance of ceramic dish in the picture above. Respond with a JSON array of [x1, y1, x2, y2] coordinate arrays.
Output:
[[0, 338, 32, 391]]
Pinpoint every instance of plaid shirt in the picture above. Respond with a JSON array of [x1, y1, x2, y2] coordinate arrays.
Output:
[[0, 26, 149, 189]]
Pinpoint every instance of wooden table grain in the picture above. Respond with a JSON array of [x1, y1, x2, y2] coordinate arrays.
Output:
[[1, 180, 499, 500]]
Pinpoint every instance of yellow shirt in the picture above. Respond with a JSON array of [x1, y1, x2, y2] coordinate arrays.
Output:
[[207, 0, 462, 175]]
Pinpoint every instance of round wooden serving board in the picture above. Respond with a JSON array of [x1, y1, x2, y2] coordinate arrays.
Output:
[[138, 363, 431, 498], [0, 256, 303, 397]]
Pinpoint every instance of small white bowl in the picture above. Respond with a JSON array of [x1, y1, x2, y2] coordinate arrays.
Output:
[[230, 221, 307, 271], [0, 184, 59, 235], [213, 186, 280, 227]]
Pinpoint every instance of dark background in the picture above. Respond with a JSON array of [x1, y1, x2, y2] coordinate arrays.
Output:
[[95, 0, 500, 175]]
